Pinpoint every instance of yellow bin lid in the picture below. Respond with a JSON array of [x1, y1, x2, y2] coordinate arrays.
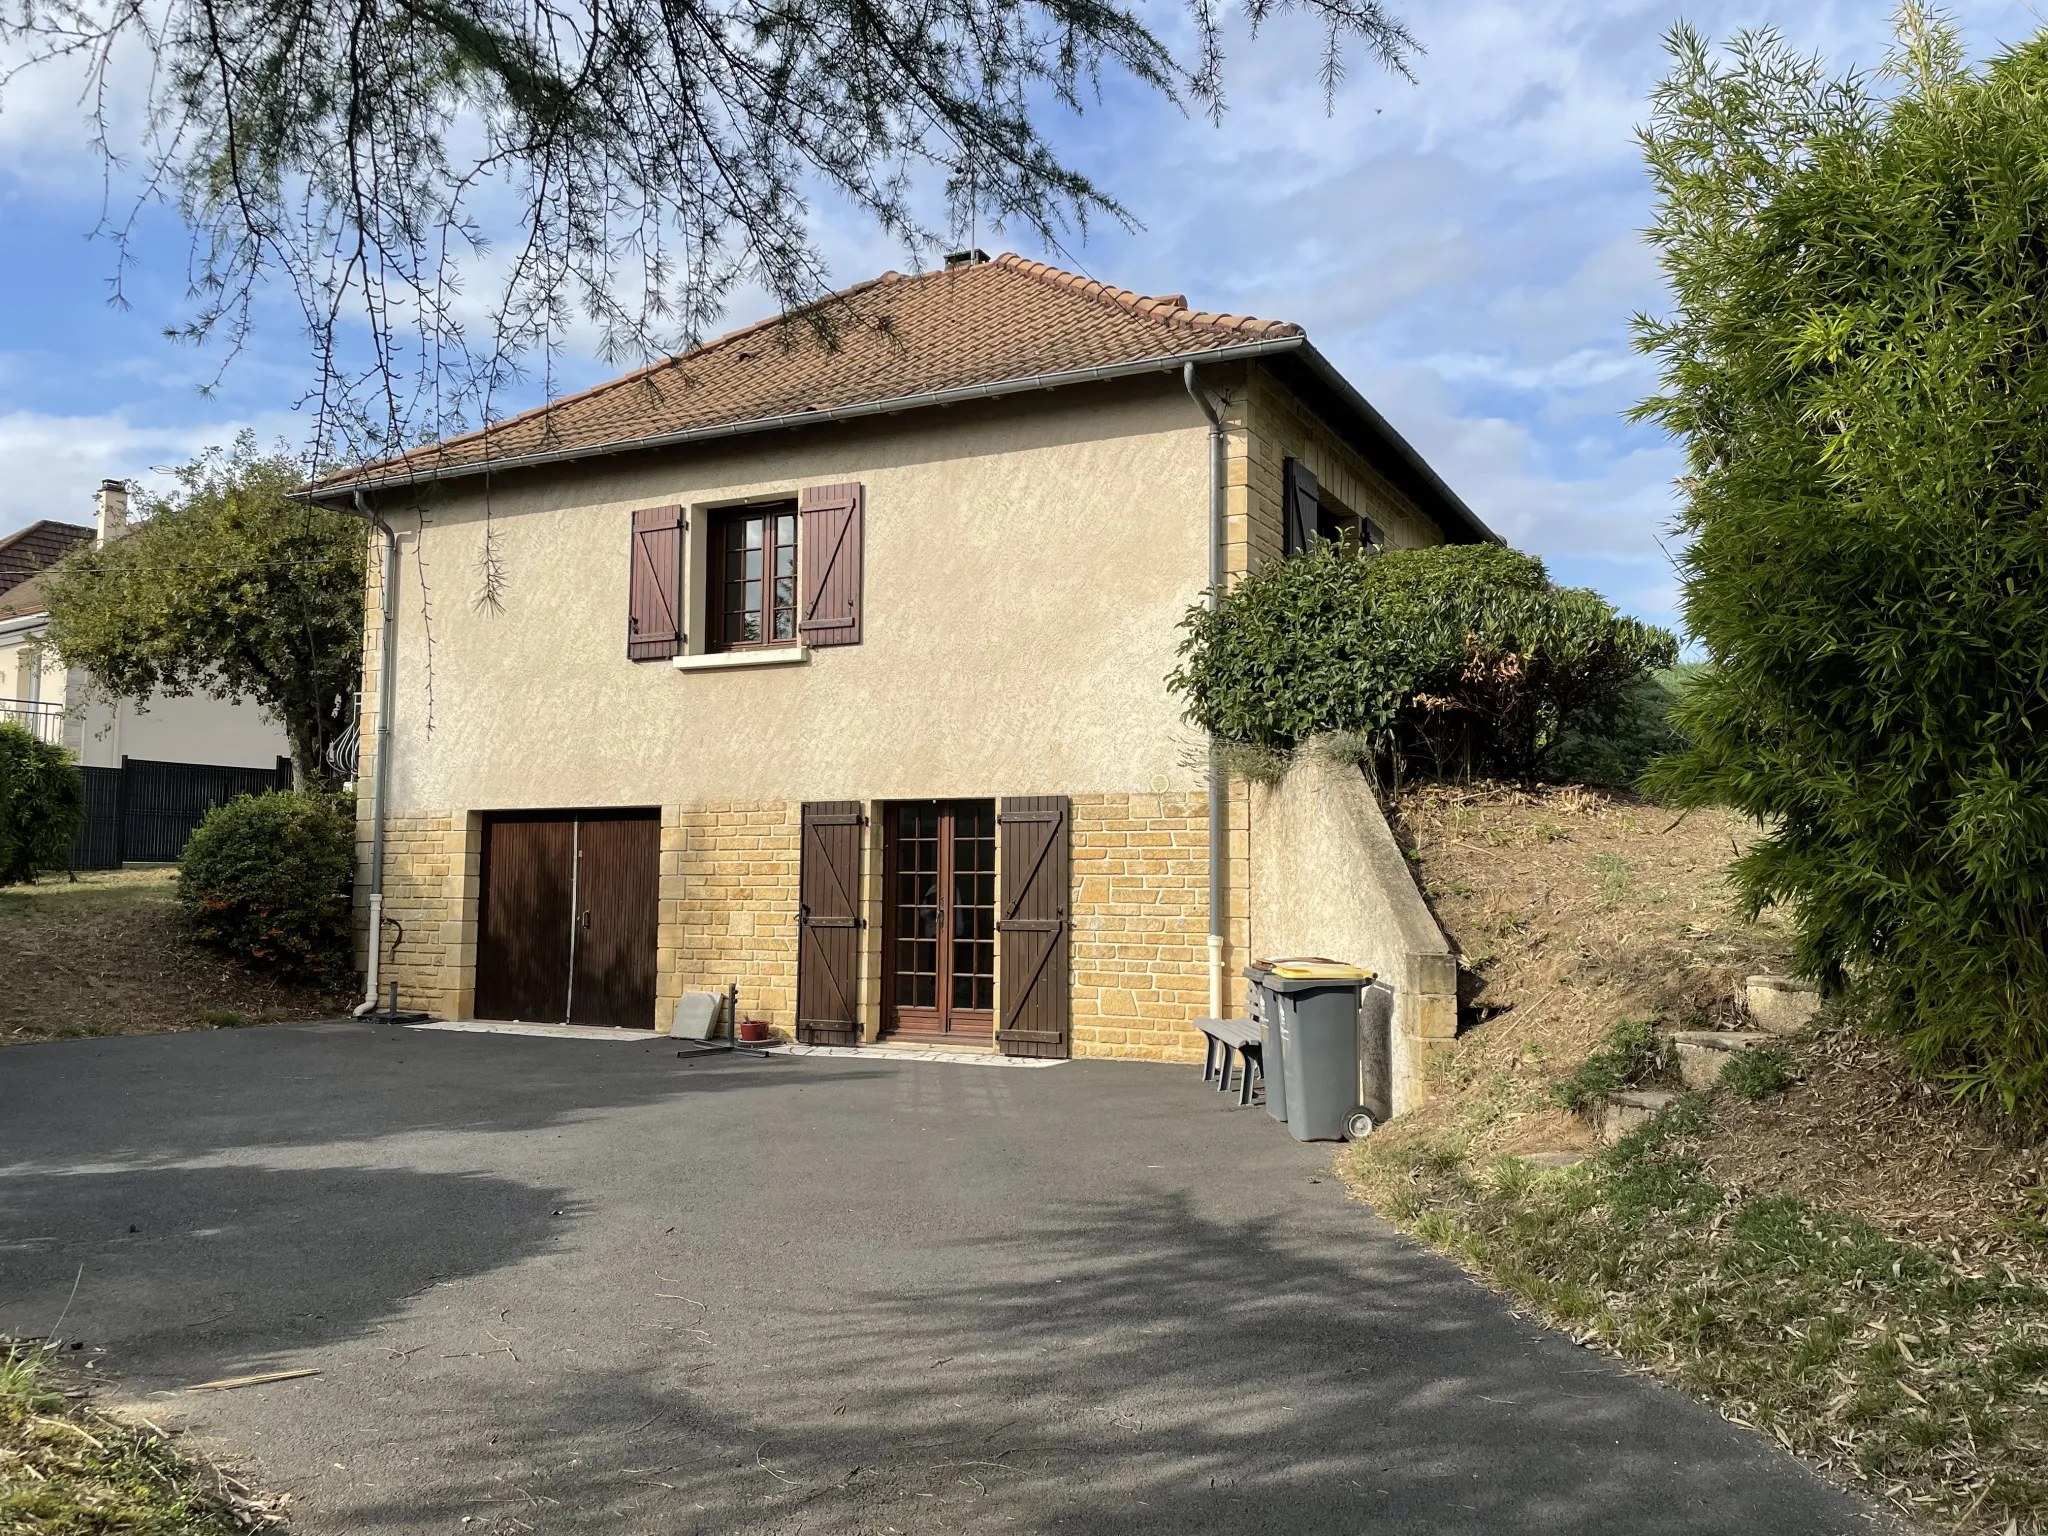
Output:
[[1267, 959, 1374, 981]]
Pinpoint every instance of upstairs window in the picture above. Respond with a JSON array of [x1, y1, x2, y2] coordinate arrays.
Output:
[[1284, 456, 1384, 554], [713, 503, 798, 650]]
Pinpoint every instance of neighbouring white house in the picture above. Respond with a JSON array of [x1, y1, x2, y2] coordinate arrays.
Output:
[[0, 480, 292, 865]]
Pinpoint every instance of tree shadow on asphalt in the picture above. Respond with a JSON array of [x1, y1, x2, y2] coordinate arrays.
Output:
[[0, 1020, 883, 1167], [312, 1189, 1878, 1536], [0, 1163, 572, 1385]]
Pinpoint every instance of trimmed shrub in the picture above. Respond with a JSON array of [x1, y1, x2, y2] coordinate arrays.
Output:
[[0, 722, 84, 885], [177, 790, 355, 981], [1635, 16, 2048, 1122], [1169, 543, 1676, 781]]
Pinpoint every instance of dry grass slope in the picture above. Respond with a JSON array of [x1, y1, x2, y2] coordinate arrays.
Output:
[[1384, 782, 1791, 1159], [1377, 782, 2048, 1274], [1347, 783, 2048, 1534], [0, 868, 353, 1045]]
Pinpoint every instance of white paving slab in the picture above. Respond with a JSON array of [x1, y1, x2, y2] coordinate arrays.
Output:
[[408, 1020, 649, 1042], [769, 1043, 1064, 1068]]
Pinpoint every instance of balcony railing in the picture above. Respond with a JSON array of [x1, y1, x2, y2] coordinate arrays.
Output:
[[0, 698, 67, 747]]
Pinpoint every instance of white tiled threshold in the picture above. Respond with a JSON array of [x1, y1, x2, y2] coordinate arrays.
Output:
[[406, 1021, 1064, 1066]]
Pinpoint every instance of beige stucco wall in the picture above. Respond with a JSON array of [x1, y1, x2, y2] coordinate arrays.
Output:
[[1248, 743, 1458, 1114], [363, 376, 1217, 816], [1221, 366, 1442, 585]]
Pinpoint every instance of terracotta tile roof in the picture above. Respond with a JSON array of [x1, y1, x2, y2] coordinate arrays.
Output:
[[307, 254, 1304, 493], [0, 570, 53, 622], [0, 520, 94, 602]]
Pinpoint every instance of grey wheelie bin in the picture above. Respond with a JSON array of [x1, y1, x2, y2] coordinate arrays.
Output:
[[1248, 960, 1391, 1141]]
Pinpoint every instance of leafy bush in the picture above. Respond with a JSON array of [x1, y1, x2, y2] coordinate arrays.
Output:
[[1170, 543, 1676, 781], [1550, 666, 1697, 788], [1550, 1016, 1675, 1111], [178, 790, 355, 980], [1635, 15, 2048, 1122], [0, 722, 84, 885]]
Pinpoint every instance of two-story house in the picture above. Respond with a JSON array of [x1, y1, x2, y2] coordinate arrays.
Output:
[[302, 251, 1493, 1063], [2, 484, 292, 866]]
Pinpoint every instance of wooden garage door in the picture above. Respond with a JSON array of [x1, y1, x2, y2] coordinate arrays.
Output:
[[475, 818, 575, 1024], [476, 812, 659, 1028]]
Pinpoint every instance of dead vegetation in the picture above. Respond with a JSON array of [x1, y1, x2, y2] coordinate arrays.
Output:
[[1383, 781, 1791, 1159], [1345, 782, 2048, 1533], [0, 1340, 289, 1531], [1699, 1027, 2048, 1284], [0, 868, 353, 1045], [1375, 781, 2048, 1277]]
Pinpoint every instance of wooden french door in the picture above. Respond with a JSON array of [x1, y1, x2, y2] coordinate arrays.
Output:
[[475, 812, 659, 1028], [884, 801, 996, 1044]]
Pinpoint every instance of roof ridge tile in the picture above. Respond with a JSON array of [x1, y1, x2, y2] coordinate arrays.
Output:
[[991, 252, 1301, 340]]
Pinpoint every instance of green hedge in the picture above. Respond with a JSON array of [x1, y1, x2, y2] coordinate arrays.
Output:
[[177, 790, 355, 981], [0, 723, 84, 885], [1170, 543, 1676, 781], [1635, 17, 2048, 1123]]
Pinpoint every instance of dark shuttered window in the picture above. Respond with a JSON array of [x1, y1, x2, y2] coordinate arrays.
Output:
[[1281, 457, 1319, 557], [798, 482, 864, 647], [711, 502, 799, 651], [627, 505, 685, 661]]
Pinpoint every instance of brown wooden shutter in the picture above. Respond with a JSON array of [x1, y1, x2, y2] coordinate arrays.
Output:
[[1282, 458, 1319, 557], [627, 505, 684, 661], [996, 795, 1070, 1059], [797, 483, 863, 647], [797, 801, 864, 1045]]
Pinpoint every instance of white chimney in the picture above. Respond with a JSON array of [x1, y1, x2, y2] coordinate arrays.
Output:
[[96, 479, 130, 546]]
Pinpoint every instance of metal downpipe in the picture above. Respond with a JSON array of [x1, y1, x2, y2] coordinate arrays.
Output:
[[1184, 364, 1228, 1021], [349, 490, 398, 1018]]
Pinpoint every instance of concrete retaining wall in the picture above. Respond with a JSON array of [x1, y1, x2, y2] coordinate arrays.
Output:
[[1249, 744, 1456, 1116]]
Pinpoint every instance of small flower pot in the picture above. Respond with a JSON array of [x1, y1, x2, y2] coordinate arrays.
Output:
[[737, 1019, 771, 1043]]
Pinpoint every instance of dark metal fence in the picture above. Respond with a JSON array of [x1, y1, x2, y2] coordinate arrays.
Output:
[[71, 766, 123, 870], [69, 755, 294, 869]]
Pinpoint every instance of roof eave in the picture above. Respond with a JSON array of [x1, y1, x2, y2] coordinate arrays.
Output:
[[298, 333, 1499, 547], [295, 337, 1309, 504], [1284, 343, 1501, 546]]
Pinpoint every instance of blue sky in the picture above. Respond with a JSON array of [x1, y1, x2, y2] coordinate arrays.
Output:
[[0, 0, 2037, 634]]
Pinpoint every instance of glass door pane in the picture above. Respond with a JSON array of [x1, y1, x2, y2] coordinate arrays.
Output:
[[951, 803, 996, 1012], [892, 804, 941, 1011]]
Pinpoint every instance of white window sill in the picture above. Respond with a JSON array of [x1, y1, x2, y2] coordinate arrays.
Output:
[[672, 645, 810, 673]]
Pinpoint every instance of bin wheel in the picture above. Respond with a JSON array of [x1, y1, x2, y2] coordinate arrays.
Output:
[[1346, 1108, 1377, 1140]]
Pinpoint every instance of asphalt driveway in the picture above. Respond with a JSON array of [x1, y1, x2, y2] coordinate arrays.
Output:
[[0, 1021, 1883, 1534]]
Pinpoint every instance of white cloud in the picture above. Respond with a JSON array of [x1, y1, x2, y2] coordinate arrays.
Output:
[[5, 0, 2047, 634], [0, 408, 299, 537]]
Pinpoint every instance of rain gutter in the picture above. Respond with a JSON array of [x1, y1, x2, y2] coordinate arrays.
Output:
[[1184, 363, 1229, 1023], [338, 489, 399, 1019]]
